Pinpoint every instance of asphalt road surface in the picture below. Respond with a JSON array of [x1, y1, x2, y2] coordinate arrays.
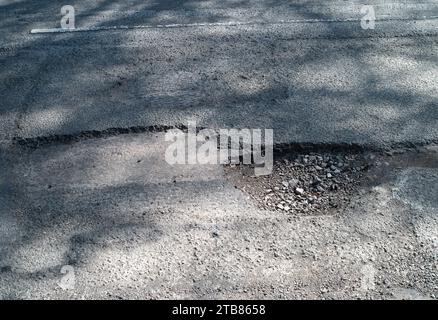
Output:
[[1, 0, 437, 146], [0, 1, 437, 300]]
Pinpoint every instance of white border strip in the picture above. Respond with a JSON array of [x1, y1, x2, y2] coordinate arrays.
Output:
[[30, 20, 353, 34], [30, 16, 438, 34]]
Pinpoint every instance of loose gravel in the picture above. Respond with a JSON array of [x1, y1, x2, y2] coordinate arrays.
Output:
[[225, 150, 376, 215]]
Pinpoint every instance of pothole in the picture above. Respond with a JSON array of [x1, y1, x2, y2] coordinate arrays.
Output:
[[225, 149, 372, 215], [224, 144, 438, 216]]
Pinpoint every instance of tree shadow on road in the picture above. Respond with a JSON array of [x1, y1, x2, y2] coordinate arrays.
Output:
[[0, 0, 437, 298]]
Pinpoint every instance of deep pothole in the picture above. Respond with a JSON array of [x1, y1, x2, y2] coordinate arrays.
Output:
[[224, 144, 438, 216]]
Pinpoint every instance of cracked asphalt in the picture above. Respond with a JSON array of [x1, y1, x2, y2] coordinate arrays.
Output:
[[0, 0, 437, 299], [1, 0, 437, 146]]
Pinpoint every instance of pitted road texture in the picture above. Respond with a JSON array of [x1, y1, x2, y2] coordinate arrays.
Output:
[[0, 134, 437, 299], [0, 1, 437, 299], [0, 0, 437, 147]]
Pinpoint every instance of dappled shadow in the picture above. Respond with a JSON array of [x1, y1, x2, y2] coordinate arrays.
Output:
[[0, 1, 436, 144], [0, 129, 236, 298], [0, 0, 437, 298]]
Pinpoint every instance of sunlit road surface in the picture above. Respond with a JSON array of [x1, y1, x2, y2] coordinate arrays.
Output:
[[0, 0, 437, 147], [0, 1, 438, 300]]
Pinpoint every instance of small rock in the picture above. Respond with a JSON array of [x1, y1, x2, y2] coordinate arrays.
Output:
[[288, 179, 299, 188], [0, 266, 12, 273], [312, 176, 322, 185], [295, 187, 305, 195], [384, 150, 394, 156]]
